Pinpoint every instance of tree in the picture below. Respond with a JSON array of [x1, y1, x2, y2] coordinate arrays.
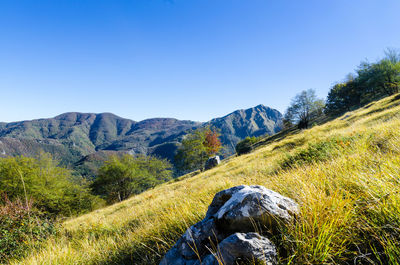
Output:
[[284, 89, 325, 129], [325, 79, 361, 116], [91, 154, 172, 203], [357, 58, 400, 103], [203, 128, 222, 156], [0, 152, 98, 216], [175, 127, 221, 173], [325, 49, 400, 116]]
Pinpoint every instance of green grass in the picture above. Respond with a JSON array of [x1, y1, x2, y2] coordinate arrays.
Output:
[[8, 94, 400, 265]]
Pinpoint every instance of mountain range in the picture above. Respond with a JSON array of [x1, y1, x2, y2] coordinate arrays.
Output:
[[0, 104, 282, 176]]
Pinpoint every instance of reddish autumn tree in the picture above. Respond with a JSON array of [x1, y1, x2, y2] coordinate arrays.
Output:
[[203, 128, 222, 156]]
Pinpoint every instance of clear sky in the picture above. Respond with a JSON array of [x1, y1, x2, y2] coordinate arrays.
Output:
[[1, 0, 400, 122]]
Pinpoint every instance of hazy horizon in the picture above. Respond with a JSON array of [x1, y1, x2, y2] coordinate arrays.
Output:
[[1, 0, 400, 122]]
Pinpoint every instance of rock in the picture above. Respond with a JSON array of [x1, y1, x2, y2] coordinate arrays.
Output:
[[200, 233, 277, 265], [210, 185, 299, 232], [178, 218, 222, 259], [204, 156, 220, 170], [160, 218, 224, 264], [159, 185, 298, 265], [161, 233, 277, 265]]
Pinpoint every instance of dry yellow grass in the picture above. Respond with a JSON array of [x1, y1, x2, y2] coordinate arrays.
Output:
[[10, 94, 400, 264]]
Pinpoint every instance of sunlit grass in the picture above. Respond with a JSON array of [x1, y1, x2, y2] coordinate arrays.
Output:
[[9, 94, 400, 264]]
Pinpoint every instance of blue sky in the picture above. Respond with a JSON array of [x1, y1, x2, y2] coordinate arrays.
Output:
[[1, 0, 400, 122]]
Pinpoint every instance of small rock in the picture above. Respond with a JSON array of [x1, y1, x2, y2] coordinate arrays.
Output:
[[204, 156, 220, 170]]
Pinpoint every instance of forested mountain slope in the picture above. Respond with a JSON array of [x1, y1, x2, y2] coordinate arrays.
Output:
[[0, 106, 282, 170]]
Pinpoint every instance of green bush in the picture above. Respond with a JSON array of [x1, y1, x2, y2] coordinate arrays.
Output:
[[0, 153, 101, 216], [235, 137, 259, 155], [0, 197, 57, 262]]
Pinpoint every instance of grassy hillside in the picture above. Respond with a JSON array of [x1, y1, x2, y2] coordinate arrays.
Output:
[[10, 94, 400, 265]]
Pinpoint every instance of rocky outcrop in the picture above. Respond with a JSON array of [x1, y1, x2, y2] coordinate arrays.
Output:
[[160, 185, 299, 265], [200, 232, 277, 265], [204, 156, 221, 170]]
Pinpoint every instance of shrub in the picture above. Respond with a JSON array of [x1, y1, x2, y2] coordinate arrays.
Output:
[[0, 197, 57, 262], [0, 153, 101, 216], [236, 137, 258, 155]]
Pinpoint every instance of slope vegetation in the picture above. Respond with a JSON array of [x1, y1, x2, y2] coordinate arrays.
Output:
[[10, 94, 400, 265]]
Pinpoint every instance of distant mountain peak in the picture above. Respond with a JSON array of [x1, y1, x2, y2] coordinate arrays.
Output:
[[206, 105, 282, 152], [54, 112, 130, 121]]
